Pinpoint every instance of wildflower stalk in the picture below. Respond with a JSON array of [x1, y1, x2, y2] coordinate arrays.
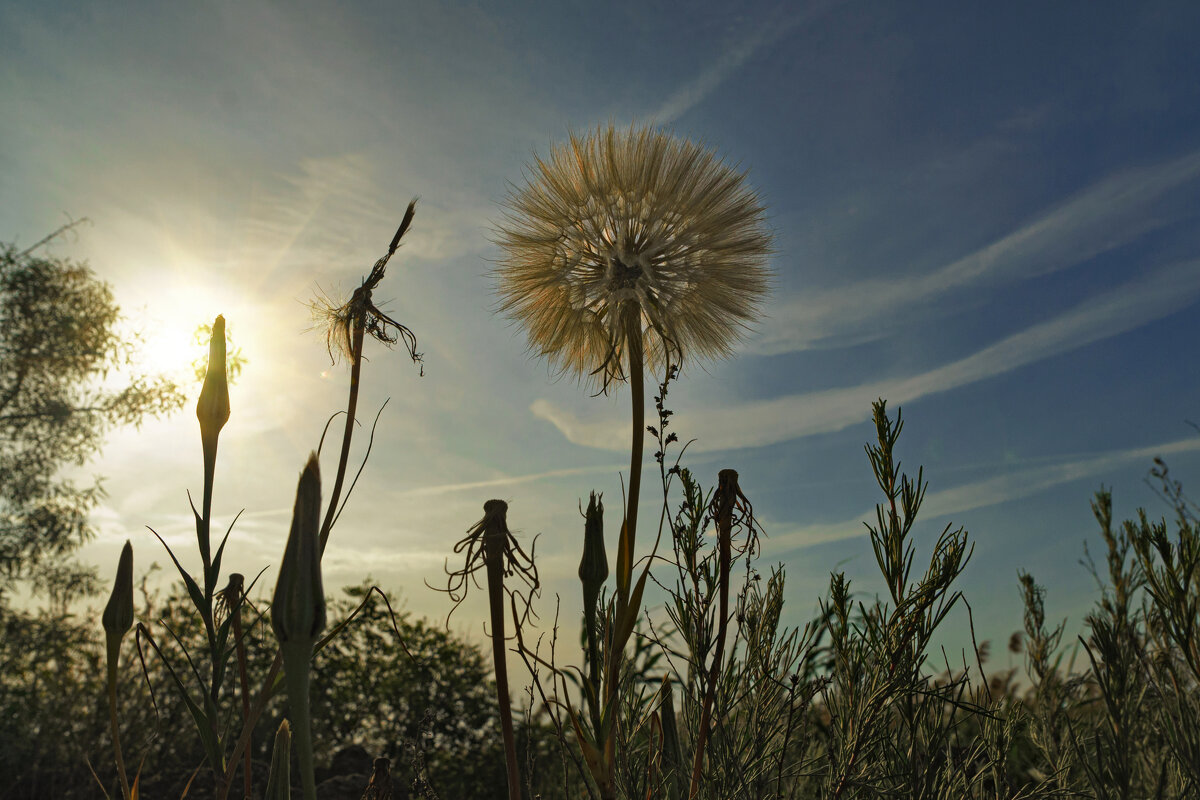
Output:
[[482, 500, 523, 800], [496, 126, 769, 797], [440, 500, 538, 800], [318, 316, 364, 555], [315, 200, 419, 554]]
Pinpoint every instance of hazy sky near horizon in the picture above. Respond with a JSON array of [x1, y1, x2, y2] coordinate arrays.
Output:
[[3, 1, 1200, 662]]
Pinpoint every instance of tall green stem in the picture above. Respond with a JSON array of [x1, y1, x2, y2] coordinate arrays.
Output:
[[282, 642, 318, 800], [106, 654, 131, 800], [231, 595, 253, 799]]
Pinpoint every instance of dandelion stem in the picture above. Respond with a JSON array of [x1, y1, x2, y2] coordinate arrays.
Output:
[[319, 316, 365, 555], [622, 309, 646, 609], [485, 525, 523, 800]]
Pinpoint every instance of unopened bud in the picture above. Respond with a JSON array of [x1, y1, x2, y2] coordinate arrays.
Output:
[[271, 454, 325, 646], [578, 492, 608, 608], [196, 315, 230, 441], [264, 719, 292, 800], [102, 540, 135, 639]]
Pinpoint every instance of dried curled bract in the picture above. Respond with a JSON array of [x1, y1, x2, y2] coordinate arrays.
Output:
[[310, 200, 424, 374], [434, 499, 540, 629]]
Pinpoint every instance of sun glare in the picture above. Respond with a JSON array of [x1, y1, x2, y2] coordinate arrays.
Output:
[[123, 280, 248, 385], [141, 322, 211, 380]]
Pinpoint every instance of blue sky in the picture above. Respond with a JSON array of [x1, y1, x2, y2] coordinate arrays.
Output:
[[3, 1, 1200, 669]]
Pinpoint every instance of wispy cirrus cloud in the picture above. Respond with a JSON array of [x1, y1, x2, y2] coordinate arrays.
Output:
[[652, 2, 837, 123], [754, 149, 1200, 354], [764, 433, 1200, 554], [533, 259, 1200, 452], [393, 463, 626, 499]]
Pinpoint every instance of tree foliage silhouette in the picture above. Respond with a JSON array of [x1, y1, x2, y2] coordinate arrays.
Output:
[[0, 225, 185, 598]]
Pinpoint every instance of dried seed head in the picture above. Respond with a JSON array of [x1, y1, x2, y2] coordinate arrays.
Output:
[[196, 315, 230, 440], [480, 500, 509, 563], [102, 539, 134, 639], [308, 202, 425, 373], [271, 454, 325, 645], [438, 498, 540, 630], [482, 498, 509, 525], [495, 124, 772, 389]]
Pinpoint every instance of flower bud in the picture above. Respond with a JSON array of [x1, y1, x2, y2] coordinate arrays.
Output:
[[102, 540, 135, 639], [578, 492, 608, 608], [196, 315, 230, 442], [271, 454, 325, 646], [264, 719, 292, 800]]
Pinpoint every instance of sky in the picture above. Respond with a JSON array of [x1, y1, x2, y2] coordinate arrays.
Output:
[[3, 1, 1200, 676]]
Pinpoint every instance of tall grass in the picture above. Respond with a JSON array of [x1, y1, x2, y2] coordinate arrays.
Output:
[[509, 389, 1200, 800]]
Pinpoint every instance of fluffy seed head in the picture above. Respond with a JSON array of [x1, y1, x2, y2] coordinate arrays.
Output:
[[495, 124, 772, 388]]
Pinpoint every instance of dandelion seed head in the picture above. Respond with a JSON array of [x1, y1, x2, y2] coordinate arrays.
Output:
[[494, 124, 772, 389]]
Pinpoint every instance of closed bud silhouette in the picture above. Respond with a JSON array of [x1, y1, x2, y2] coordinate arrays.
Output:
[[263, 719, 292, 800], [272, 454, 325, 645], [102, 539, 135, 644], [272, 453, 325, 800], [196, 315, 230, 441], [579, 492, 608, 618]]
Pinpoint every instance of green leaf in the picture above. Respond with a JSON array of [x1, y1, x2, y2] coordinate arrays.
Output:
[[209, 509, 244, 593], [613, 564, 651, 657], [138, 628, 224, 775], [149, 527, 206, 624], [615, 518, 632, 603]]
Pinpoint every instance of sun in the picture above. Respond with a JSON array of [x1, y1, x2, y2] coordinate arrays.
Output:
[[133, 319, 208, 380], [121, 281, 245, 384]]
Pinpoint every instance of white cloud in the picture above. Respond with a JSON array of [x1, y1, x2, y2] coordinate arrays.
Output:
[[764, 434, 1200, 554], [533, 260, 1200, 452], [755, 148, 1200, 354]]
